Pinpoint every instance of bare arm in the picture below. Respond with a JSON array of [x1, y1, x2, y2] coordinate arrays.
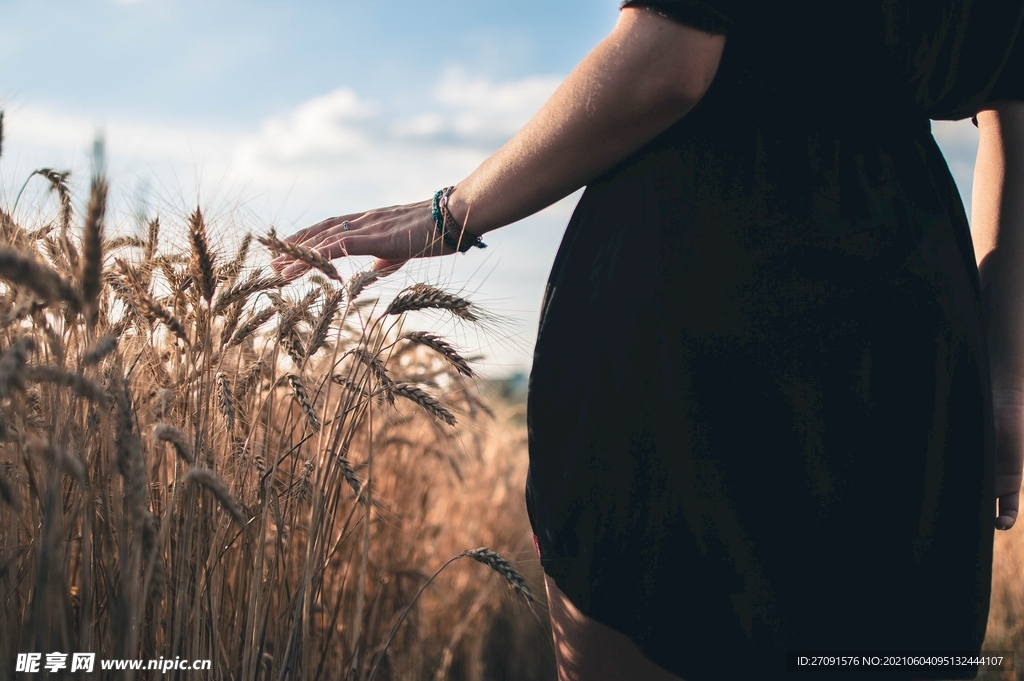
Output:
[[276, 8, 725, 277], [972, 100, 1024, 530], [446, 8, 725, 235]]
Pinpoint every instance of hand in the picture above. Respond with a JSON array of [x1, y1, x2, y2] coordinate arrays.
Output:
[[271, 200, 456, 281], [993, 389, 1024, 530]]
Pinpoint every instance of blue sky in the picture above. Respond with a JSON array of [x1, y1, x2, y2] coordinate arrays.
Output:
[[0, 0, 982, 374]]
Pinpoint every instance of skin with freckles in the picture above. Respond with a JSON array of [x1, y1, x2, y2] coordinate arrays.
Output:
[[273, 8, 1024, 680]]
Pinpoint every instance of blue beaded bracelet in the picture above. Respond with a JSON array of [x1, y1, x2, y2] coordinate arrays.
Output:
[[431, 187, 486, 253]]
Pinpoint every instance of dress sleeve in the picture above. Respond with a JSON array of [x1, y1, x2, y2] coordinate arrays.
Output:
[[986, 31, 1024, 103], [971, 30, 1023, 125], [620, 0, 733, 34]]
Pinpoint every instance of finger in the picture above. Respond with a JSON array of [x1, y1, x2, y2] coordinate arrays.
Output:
[[313, 227, 445, 263], [288, 213, 363, 246], [996, 492, 1019, 530], [371, 258, 407, 277], [280, 262, 310, 282], [299, 219, 366, 253]]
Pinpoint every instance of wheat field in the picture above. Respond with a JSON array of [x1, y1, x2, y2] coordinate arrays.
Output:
[[1, 113, 1023, 680], [0, 137, 555, 681]]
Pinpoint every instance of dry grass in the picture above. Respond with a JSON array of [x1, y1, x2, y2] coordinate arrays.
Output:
[[980, 531, 1024, 679], [0, 161, 554, 680]]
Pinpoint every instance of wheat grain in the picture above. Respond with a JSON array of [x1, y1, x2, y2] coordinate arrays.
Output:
[[31, 438, 87, 484], [258, 232, 342, 282], [297, 460, 314, 503], [216, 372, 235, 432], [335, 454, 363, 500], [392, 383, 456, 426], [218, 300, 244, 348], [118, 258, 190, 343], [0, 466, 20, 511], [141, 511, 165, 603], [0, 337, 36, 399], [182, 468, 246, 527], [349, 348, 394, 395], [227, 306, 276, 348], [0, 249, 81, 309], [24, 365, 107, 406], [401, 332, 473, 377], [385, 284, 476, 321], [31, 169, 72, 233], [104, 236, 145, 251], [80, 177, 106, 323], [218, 232, 252, 284], [144, 216, 160, 260], [279, 327, 306, 367], [82, 334, 117, 366], [286, 374, 320, 432], [304, 288, 344, 361], [213, 270, 285, 314], [188, 207, 216, 303], [461, 548, 533, 604], [235, 361, 264, 401], [154, 424, 194, 464], [346, 270, 381, 300]]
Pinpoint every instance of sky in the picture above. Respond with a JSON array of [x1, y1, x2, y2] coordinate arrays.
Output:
[[0, 0, 982, 376]]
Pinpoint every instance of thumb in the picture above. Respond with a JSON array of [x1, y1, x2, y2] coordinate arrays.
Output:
[[996, 491, 1019, 530]]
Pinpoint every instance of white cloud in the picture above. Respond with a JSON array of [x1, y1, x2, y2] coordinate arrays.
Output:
[[434, 68, 562, 143], [0, 72, 573, 373], [236, 88, 378, 165], [228, 71, 564, 210]]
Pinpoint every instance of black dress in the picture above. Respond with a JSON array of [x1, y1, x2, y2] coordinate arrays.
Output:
[[525, 1, 1024, 679]]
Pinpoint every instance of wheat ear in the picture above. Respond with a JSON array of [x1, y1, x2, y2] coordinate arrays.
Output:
[[154, 424, 194, 464], [182, 468, 246, 527], [0, 249, 81, 308], [24, 365, 107, 406], [385, 284, 476, 321], [189, 207, 216, 303], [216, 372, 235, 432], [258, 233, 342, 282], [391, 383, 456, 426], [80, 177, 106, 323], [401, 331, 473, 377], [287, 374, 321, 432], [367, 547, 532, 681]]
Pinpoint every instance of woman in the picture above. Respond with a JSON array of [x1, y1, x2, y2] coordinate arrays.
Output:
[[275, 2, 1024, 679]]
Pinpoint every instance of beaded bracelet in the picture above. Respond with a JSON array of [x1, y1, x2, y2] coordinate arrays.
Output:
[[431, 187, 487, 253]]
